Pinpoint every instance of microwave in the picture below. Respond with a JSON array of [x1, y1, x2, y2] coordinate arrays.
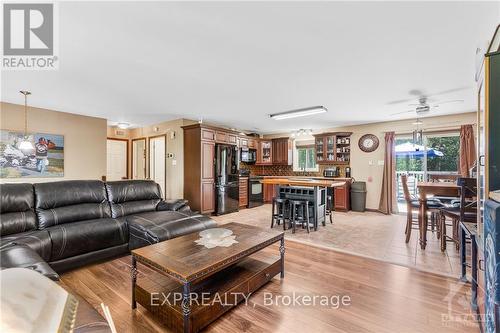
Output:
[[240, 147, 256, 163]]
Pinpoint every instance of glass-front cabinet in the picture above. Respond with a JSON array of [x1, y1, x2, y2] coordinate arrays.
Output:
[[313, 132, 352, 165]]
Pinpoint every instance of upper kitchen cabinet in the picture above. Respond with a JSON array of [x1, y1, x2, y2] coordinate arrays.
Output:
[[272, 138, 293, 165], [256, 140, 272, 165], [314, 132, 352, 165]]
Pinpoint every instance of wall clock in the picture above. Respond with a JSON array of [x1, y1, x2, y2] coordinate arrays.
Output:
[[358, 134, 379, 153]]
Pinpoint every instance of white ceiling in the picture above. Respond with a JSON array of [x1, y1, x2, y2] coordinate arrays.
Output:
[[2, 1, 499, 133]]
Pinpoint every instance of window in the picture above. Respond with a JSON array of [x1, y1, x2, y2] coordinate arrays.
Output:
[[293, 142, 318, 172], [395, 131, 460, 213]]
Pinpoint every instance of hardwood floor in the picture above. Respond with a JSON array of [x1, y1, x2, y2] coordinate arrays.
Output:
[[61, 241, 477, 333]]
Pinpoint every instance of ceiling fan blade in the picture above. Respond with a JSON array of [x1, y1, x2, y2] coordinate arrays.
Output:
[[435, 99, 464, 105], [390, 110, 415, 116], [386, 98, 417, 105]]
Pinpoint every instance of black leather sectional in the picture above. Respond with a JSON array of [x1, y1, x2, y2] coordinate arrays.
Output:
[[0, 179, 217, 279]]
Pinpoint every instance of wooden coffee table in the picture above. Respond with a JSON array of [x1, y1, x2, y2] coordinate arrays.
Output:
[[130, 223, 285, 333]]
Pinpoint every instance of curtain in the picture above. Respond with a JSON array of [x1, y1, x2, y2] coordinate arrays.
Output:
[[459, 125, 476, 177], [378, 132, 397, 214]]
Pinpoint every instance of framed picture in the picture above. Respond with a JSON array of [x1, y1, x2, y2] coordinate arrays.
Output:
[[0, 130, 64, 178]]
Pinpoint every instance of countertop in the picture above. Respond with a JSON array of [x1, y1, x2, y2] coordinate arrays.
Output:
[[249, 175, 352, 181], [260, 178, 346, 188]]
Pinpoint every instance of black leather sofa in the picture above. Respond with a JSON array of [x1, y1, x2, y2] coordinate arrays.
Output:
[[0, 179, 217, 277]]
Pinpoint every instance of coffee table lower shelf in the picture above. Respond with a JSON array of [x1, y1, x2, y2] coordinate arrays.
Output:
[[135, 256, 282, 333]]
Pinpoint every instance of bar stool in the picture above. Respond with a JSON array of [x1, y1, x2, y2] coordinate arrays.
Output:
[[289, 199, 310, 233], [326, 194, 334, 224], [271, 197, 288, 229]]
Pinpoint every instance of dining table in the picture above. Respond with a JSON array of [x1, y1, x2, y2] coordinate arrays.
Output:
[[416, 181, 460, 249]]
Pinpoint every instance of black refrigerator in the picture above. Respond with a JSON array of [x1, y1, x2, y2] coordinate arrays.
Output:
[[215, 144, 239, 215]]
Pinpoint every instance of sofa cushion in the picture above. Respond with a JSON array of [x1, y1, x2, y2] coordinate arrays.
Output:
[[105, 180, 162, 218], [47, 217, 128, 261], [127, 211, 217, 250], [34, 180, 111, 229], [0, 183, 37, 235], [0, 229, 52, 261], [0, 243, 59, 280]]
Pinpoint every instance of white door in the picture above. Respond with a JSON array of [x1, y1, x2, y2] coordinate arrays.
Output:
[[107, 139, 128, 181], [132, 139, 146, 179], [149, 136, 166, 198]]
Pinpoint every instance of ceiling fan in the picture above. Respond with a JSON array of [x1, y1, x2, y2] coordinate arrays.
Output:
[[390, 96, 464, 116]]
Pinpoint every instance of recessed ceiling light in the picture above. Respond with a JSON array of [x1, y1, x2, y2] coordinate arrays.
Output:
[[270, 106, 327, 120], [117, 122, 130, 129]]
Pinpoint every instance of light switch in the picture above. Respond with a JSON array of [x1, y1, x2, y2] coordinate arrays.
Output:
[[368, 160, 373, 165], [172, 159, 177, 166], [378, 160, 384, 166]]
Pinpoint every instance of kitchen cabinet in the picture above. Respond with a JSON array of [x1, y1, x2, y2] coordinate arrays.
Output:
[[183, 124, 239, 214], [256, 140, 272, 165], [334, 181, 351, 211], [263, 183, 277, 203], [272, 138, 292, 165], [201, 181, 215, 212], [248, 138, 257, 149], [239, 177, 249, 207], [314, 132, 352, 165]]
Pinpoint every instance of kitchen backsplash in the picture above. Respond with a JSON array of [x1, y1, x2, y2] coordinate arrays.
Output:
[[240, 163, 349, 177]]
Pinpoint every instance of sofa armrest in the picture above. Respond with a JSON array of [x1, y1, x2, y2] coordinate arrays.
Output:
[[157, 199, 189, 212], [0, 243, 59, 281]]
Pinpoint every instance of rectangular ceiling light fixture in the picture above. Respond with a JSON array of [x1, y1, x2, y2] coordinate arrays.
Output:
[[270, 106, 328, 120]]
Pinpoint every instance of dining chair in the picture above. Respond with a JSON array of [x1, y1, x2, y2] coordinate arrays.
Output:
[[401, 174, 443, 243], [438, 177, 477, 251]]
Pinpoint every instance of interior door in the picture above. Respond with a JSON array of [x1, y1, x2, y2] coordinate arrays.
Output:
[[132, 139, 146, 179], [149, 136, 166, 198], [106, 139, 127, 181]]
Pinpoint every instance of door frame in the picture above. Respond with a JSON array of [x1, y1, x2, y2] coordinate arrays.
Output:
[[148, 134, 167, 197], [106, 137, 129, 179], [131, 137, 147, 180]]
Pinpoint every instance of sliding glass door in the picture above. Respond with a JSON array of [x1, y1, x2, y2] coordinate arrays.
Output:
[[396, 132, 460, 212]]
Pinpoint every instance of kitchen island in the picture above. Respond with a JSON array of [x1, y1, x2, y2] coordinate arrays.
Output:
[[261, 178, 346, 229]]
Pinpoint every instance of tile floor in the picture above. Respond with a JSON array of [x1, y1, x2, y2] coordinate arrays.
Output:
[[212, 204, 467, 277]]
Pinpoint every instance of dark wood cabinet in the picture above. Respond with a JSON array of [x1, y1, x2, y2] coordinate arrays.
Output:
[[314, 132, 352, 165], [201, 141, 214, 180], [263, 183, 276, 203], [239, 177, 248, 207], [183, 124, 239, 214], [256, 140, 272, 165], [201, 181, 215, 212], [334, 181, 351, 211], [272, 138, 292, 165], [248, 138, 257, 149]]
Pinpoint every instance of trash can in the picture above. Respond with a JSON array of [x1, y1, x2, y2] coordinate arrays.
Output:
[[350, 181, 367, 212]]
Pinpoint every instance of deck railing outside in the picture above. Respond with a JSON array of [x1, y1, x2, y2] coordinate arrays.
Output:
[[396, 171, 459, 200]]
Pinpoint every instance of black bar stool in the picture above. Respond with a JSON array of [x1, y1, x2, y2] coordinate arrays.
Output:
[[289, 199, 310, 233], [326, 194, 334, 224], [271, 197, 288, 229]]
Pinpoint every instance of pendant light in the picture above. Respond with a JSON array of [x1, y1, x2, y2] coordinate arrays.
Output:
[[412, 118, 423, 148], [18, 90, 34, 150]]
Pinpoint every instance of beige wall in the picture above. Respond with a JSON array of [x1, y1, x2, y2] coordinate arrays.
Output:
[[124, 118, 196, 199], [0, 102, 107, 183], [266, 112, 477, 210]]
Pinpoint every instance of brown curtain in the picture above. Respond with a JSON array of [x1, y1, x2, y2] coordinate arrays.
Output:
[[459, 125, 476, 177], [378, 132, 397, 214]]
